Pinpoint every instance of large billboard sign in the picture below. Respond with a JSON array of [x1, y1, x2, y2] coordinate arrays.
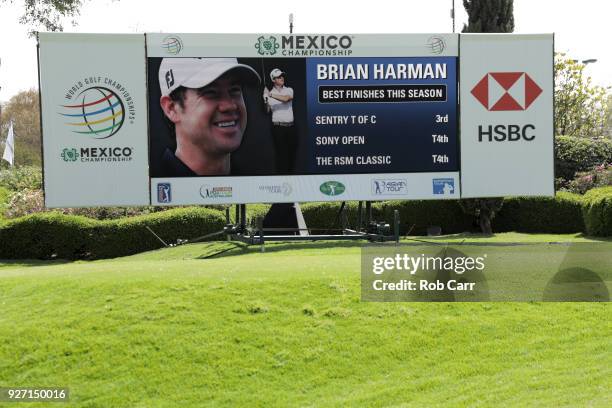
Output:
[[39, 34, 150, 207], [459, 34, 554, 197], [38, 33, 553, 207]]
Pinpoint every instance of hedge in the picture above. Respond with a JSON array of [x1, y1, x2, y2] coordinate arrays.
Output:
[[494, 192, 585, 234], [0, 212, 97, 259], [0, 207, 226, 260], [303, 195, 589, 236], [301, 201, 384, 233], [582, 187, 612, 237], [379, 200, 471, 235], [1, 193, 609, 260], [555, 135, 612, 181]]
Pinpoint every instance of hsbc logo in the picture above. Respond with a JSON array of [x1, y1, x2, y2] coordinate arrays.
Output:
[[471, 72, 542, 111]]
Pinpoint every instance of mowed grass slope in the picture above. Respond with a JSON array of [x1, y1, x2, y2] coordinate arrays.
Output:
[[0, 234, 610, 407]]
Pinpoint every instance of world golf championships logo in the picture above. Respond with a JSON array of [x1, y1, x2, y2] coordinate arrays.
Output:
[[427, 36, 446, 55], [162, 35, 183, 55], [60, 86, 125, 139]]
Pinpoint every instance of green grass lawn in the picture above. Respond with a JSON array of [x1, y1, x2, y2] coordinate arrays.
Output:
[[0, 234, 610, 407]]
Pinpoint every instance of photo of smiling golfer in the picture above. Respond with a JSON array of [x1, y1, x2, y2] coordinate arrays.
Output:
[[158, 57, 261, 176]]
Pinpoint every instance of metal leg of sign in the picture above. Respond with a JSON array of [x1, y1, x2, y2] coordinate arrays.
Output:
[[357, 201, 363, 232], [366, 201, 372, 226], [394, 210, 400, 244], [225, 207, 232, 241], [240, 204, 247, 232], [295, 203, 309, 237], [258, 218, 265, 253], [235, 205, 240, 231]]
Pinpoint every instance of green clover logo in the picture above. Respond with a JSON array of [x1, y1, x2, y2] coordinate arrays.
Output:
[[61, 148, 79, 162], [255, 36, 279, 56]]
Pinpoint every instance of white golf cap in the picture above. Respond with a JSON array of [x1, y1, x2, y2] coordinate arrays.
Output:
[[270, 68, 285, 80], [159, 58, 261, 96]]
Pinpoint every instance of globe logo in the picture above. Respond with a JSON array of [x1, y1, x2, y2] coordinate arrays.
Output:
[[60, 87, 125, 139], [427, 36, 446, 55], [162, 36, 183, 55]]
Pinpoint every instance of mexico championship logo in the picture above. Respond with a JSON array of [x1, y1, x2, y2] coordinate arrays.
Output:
[[60, 86, 125, 139], [255, 36, 279, 56]]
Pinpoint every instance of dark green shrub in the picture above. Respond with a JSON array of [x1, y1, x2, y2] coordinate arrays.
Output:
[[582, 187, 612, 237], [379, 200, 471, 235], [0, 207, 226, 260], [89, 207, 226, 259], [301, 200, 472, 236], [227, 204, 271, 228], [495, 192, 585, 233], [555, 136, 612, 183], [301, 201, 384, 233], [0, 212, 97, 259]]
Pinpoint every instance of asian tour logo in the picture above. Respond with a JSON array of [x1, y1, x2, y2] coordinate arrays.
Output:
[[60, 86, 125, 139], [471, 72, 543, 111], [162, 36, 183, 55], [255, 36, 279, 55], [372, 179, 407, 195]]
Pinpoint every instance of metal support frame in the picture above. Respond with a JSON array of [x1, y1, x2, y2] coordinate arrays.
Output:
[[220, 202, 401, 250], [168, 202, 401, 249]]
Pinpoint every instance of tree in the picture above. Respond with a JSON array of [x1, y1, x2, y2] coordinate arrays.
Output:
[[606, 94, 612, 138], [554, 53, 610, 138], [0, 0, 87, 35], [462, 0, 514, 33], [0, 89, 41, 167], [459, 0, 514, 234]]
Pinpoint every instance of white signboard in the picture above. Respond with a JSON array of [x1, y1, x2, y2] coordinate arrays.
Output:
[[145, 33, 460, 205], [151, 172, 459, 206], [38, 33, 554, 207], [39, 33, 150, 207], [459, 34, 554, 198]]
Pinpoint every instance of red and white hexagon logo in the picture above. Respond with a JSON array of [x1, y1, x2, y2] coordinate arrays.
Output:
[[471, 72, 543, 111]]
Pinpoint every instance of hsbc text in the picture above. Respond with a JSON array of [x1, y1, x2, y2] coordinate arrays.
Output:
[[478, 124, 535, 142]]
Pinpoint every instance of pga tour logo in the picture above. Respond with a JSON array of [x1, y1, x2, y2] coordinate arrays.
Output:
[[372, 179, 407, 195], [157, 183, 172, 203], [432, 178, 455, 195]]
